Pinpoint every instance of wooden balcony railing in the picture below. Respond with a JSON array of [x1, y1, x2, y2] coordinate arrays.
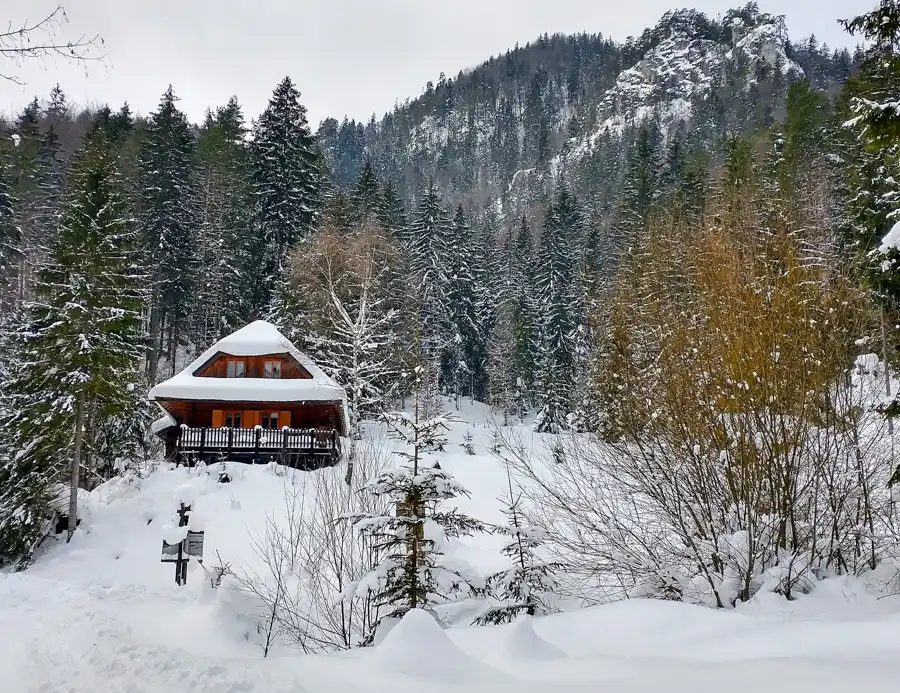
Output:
[[177, 426, 340, 463]]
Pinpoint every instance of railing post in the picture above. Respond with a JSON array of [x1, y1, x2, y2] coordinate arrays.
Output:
[[199, 428, 206, 462], [227, 427, 233, 457], [254, 427, 261, 464]]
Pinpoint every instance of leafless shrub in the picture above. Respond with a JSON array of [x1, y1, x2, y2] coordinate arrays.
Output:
[[503, 182, 900, 608], [231, 427, 392, 654]]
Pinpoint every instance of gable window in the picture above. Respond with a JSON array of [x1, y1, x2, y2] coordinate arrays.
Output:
[[264, 360, 282, 379], [224, 412, 242, 428], [226, 360, 245, 378]]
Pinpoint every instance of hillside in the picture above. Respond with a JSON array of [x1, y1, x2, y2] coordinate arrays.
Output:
[[317, 4, 857, 221], [3, 403, 900, 692]]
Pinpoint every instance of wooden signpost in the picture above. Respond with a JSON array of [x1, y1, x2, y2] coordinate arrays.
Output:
[[161, 502, 204, 586]]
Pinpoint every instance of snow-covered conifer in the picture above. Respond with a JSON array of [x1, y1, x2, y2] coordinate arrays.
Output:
[[346, 367, 486, 643], [474, 465, 562, 625], [248, 76, 322, 313], [139, 86, 198, 381], [0, 131, 147, 564]]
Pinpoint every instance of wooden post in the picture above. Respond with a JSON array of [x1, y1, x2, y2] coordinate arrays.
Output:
[[176, 502, 190, 586], [227, 427, 233, 457], [199, 428, 206, 463], [254, 427, 261, 464]]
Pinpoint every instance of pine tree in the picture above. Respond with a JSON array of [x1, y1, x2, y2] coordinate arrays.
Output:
[[346, 368, 486, 643], [0, 132, 146, 565], [139, 86, 198, 381], [474, 465, 562, 625], [249, 76, 322, 314]]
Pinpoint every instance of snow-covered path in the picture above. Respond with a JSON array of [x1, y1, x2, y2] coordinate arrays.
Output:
[[2, 402, 900, 692]]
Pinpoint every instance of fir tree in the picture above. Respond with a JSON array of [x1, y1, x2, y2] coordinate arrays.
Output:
[[0, 132, 146, 565], [474, 465, 562, 625], [139, 86, 198, 381], [249, 76, 322, 314], [346, 378, 486, 643]]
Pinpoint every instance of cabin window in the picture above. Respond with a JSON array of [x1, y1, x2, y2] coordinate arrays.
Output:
[[225, 412, 242, 428], [264, 361, 281, 379], [261, 413, 279, 430], [226, 360, 245, 378]]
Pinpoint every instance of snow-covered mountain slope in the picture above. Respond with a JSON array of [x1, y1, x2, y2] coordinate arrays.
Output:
[[4, 401, 900, 692], [318, 5, 849, 221], [559, 11, 802, 164]]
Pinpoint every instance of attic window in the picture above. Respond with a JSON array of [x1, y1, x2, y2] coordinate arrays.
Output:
[[264, 361, 281, 379], [226, 360, 245, 378]]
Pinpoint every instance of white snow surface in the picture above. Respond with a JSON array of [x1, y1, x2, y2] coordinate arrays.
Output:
[[3, 400, 900, 692], [148, 321, 349, 428], [879, 220, 900, 253]]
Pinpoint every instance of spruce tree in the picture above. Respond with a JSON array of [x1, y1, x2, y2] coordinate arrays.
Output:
[[346, 368, 486, 643], [441, 205, 480, 399], [533, 183, 582, 433], [353, 159, 382, 225], [408, 184, 453, 365], [474, 466, 562, 625], [510, 215, 539, 415], [139, 86, 198, 381], [192, 97, 252, 348], [0, 162, 22, 314], [0, 132, 146, 564], [249, 76, 322, 314]]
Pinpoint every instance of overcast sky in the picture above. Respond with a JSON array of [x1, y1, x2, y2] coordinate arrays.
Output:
[[3, 0, 873, 128]]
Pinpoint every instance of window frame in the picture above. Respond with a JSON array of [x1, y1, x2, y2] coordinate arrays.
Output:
[[264, 360, 282, 379], [226, 359, 246, 378], [261, 412, 279, 430], [224, 411, 243, 428]]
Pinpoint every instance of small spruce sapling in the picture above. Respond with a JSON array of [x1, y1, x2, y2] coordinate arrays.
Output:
[[474, 464, 562, 625], [346, 365, 487, 644], [462, 429, 475, 455]]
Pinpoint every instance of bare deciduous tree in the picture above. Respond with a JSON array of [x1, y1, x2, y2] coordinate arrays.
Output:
[[1, 6, 106, 84]]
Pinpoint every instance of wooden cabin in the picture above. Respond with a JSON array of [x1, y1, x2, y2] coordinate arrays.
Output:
[[149, 320, 349, 469]]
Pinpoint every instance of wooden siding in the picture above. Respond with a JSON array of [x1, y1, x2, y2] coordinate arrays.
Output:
[[156, 399, 345, 435], [195, 352, 312, 379]]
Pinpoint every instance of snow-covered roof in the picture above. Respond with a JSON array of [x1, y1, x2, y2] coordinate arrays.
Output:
[[148, 321, 348, 423], [151, 412, 177, 435]]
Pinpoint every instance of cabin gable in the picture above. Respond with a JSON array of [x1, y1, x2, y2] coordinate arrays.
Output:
[[193, 351, 313, 380]]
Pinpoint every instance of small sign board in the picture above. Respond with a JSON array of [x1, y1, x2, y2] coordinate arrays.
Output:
[[185, 530, 205, 561], [161, 540, 180, 563]]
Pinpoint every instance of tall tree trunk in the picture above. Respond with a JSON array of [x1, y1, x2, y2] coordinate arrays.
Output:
[[67, 389, 86, 542]]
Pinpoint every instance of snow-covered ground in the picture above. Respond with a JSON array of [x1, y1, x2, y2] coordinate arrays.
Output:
[[2, 400, 900, 692]]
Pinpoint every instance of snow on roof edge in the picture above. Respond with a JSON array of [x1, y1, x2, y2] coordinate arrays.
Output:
[[147, 321, 350, 432]]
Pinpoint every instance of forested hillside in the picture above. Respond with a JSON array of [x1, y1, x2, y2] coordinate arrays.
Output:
[[2, 0, 900, 610]]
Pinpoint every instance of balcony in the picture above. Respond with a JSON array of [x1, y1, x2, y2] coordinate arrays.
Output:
[[176, 426, 340, 469]]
